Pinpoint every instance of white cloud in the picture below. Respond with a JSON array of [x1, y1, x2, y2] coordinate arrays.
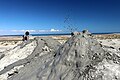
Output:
[[0, 29, 62, 33], [50, 29, 61, 32], [0, 29, 63, 35]]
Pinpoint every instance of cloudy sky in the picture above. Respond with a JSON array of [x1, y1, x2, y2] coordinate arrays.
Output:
[[0, 0, 120, 35]]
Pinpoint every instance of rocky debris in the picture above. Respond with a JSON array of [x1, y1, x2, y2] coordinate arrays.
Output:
[[71, 30, 92, 37], [97, 39, 120, 56], [71, 31, 80, 36], [8, 71, 18, 77], [0, 41, 20, 46], [0, 41, 22, 53], [82, 29, 91, 34]]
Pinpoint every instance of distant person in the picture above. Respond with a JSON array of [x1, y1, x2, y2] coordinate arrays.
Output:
[[25, 31, 30, 41], [22, 31, 30, 42], [22, 35, 25, 41]]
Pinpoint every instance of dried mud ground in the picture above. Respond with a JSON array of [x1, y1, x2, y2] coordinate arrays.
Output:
[[0, 34, 120, 80]]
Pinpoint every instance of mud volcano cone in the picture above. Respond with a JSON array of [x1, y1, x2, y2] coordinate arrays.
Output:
[[37, 32, 106, 80]]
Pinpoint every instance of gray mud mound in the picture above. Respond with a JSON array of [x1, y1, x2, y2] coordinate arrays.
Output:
[[2, 33, 120, 80], [35, 33, 106, 80], [0, 37, 61, 80]]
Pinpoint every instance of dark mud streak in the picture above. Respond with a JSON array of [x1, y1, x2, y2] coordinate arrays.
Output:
[[0, 53, 5, 60]]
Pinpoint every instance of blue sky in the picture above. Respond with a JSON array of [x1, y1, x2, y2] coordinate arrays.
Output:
[[0, 0, 120, 35]]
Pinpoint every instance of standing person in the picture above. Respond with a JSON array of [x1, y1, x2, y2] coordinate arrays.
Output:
[[20, 31, 30, 48], [25, 31, 30, 41], [22, 35, 25, 41]]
